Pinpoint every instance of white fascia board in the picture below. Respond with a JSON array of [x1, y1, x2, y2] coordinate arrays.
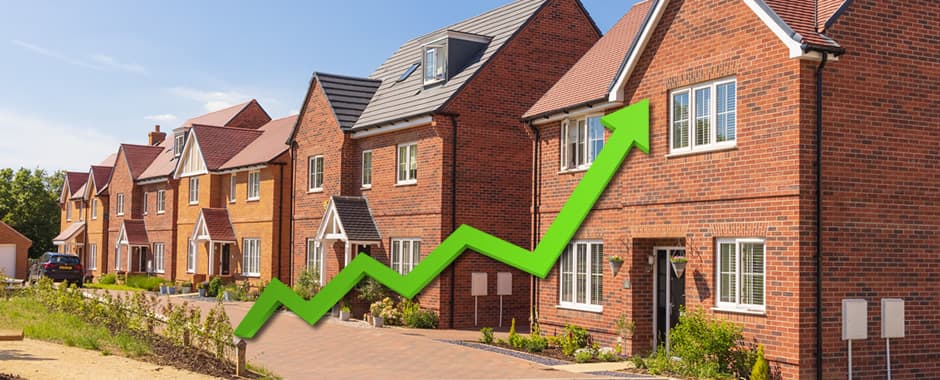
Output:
[[531, 101, 621, 126], [608, 0, 670, 102], [350, 116, 433, 139]]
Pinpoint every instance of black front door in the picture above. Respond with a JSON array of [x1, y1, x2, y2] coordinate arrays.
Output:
[[221, 244, 231, 276], [138, 247, 149, 273], [655, 248, 686, 349]]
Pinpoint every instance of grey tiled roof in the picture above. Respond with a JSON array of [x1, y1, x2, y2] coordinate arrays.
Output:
[[331, 196, 381, 242], [351, 0, 548, 130], [315, 72, 381, 131]]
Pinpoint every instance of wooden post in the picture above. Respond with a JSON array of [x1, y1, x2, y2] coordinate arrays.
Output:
[[234, 337, 247, 377], [183, 327, 191, 346]]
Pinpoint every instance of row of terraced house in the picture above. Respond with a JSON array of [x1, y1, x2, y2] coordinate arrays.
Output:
[[53, 0, 936, 378]]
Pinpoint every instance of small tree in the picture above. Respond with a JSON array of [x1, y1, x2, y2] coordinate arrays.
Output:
[[293, 268, 320, 300], [751, 344, 770, 380]]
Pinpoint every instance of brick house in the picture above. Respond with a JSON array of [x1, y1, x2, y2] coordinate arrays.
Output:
[[524, 0, 937, 378], [290, 0, 601, 328], [54, 154, 116, 280], [0, 220, 32, 279], [172, 101, 294, 285], [106, 143, 163, 275], [54, 171, 90, 255]]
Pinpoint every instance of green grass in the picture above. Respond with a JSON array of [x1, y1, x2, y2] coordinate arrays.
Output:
[[247, 363, 283, 380], [85, 283, 143, 292], [125, 275, 168, 292], [0, 296, 151, 357]]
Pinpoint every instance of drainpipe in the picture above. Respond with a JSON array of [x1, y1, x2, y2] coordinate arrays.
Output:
[[526, 120, 540, 328], [277, 163, 285, 281], [814, 52, 828, 380], [289, 141, 298, 286], [439, 112, 460, 329]]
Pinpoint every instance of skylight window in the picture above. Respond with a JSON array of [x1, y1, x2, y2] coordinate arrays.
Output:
[[398, 62, 420, 82]]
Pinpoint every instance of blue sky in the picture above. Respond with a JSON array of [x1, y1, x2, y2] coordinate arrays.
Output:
[[0, 0, 639, 172]]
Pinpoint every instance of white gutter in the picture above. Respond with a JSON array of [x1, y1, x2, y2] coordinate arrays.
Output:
[[350, 116, 434, 139], [531, 101, 621, 126]]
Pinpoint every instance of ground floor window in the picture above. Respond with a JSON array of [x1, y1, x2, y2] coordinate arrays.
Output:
[[391, 239, 420, 275], [716, 238, 765, 312], [153, 243, 165, 273], [559, 241, 603, 312], [306, 239, 322, 275], [88, 244, 97, 270], [242, 238, 261, 277], [187, 240, 196, 273]]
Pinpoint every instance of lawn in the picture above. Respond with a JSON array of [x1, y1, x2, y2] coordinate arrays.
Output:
[[0, 296, 150, 356], [84, 283, 144, 292]]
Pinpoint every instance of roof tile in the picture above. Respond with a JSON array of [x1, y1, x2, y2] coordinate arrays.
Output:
[[220, 115, 296, 170], [331, 196, 381, 242], [201, 208, 237, 242]]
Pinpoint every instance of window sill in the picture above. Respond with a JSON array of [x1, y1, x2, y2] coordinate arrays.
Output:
[[154, 271, 165, 274], [157, 211, 165, 215], [307, 189, 323, 194], [246, 198, 260, 203], [395, 181, 417, 187], [557, 167, 590, 175], [186, 271, 195, 274], [242, 273, 261, 278], [667, 144, 737, 158], [361, 186, 372, 191], [556, 303, 603, 313], [711, 307, 765, 316], [188, 202, 199, 206]]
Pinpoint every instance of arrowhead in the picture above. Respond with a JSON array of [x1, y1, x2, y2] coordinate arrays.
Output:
[[600, 99, 649, 154]]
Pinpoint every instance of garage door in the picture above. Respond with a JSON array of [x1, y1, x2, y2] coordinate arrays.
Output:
[[0, 244, 15, 278]]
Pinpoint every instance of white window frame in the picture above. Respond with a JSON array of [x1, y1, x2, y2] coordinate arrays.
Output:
[[560, 115, 605, 171], [142, 192, 149, 215], [390, 238, 421, 275], [247, 170, 261, 201], [396, 142, 418, 185], [174, 134, 186, 157], [229, 174, 237, 203], [361, 150, 372, 189], [66, 201, 72, 221], [308, 156, 324, 192], [715, 238, 766, 313], [153, 243, 165, 273], [669, 78, 737, 155], [156, 190, 165, 214], [306, 239, 322, 275], [558, 240, 604, 312], [187, 239, 196, 273], [188, 177, 199, 205], [116, 193, 125, 216], [242, 238, 261, 277], [88, 243, 97, 270], [423, 42, 446, 85], [91, 198, 97, 220]]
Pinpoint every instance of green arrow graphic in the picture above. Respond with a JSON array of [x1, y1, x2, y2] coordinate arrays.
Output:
[[235, 99, 649, 338]]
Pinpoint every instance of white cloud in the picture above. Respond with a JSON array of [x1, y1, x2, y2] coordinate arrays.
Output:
[[144, 114, 177, 122], [168, 87, 252, 112], [11, 39, 147, 75], [0, 109, 121, 172]]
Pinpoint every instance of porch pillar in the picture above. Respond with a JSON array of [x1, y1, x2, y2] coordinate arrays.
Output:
[[344, 241, 351, 267], [208, 241, 215, 276]]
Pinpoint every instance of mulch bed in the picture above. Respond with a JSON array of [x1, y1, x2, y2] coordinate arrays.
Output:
[[0, 374, 25, 380], [137, 331, 247, 379]]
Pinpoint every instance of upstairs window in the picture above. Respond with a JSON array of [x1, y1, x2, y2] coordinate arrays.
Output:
[[423, 44, 446, 85], [116, 193, 125, 216], [174, 133, 186, 157], [91, 198, 97, 220], [308, 156, 323, 192], [361, 150, 372, 188], [247, 170, 261, 201], [560, 115, 605, 171], [78, 201, 83, 221], [156, 190, 165, 214], [66, 201, 72, 221], [670, 78, 736, 154], [230, 174, 237, 203], [142, 192, 149, 215], [397, 143, 417, 184], [188, 177, 199, 205]]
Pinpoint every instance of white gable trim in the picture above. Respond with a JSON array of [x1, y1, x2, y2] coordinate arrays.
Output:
[[743, 0, 810, 59], [84, 173, 96, 201], [192, 211, 211, 241], [173, 132, 208, 179], [316, 199, 348, 242], [608, 0, 670, 102], [116, 222, 147, 247]]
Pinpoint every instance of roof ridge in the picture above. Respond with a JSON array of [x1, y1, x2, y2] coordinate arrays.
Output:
[[404, 0, 544, 45], [192, 124, 264, 135], [314, 71, 382, 83]]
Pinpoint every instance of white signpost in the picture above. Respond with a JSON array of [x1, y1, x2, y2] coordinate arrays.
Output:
[[471, 272, 488, 326], [881, 298, 904, 380], [842, 299, 868, 380], [496, 272, 512, 327]]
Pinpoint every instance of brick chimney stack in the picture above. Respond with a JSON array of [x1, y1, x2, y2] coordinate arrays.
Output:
[[148, 125, 166, 146]]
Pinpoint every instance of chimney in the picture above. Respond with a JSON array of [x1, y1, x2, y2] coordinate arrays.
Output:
[[148, 125, 166, 146]]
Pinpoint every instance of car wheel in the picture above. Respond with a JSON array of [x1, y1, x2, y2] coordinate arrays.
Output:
[[76, 280, 84, 288]]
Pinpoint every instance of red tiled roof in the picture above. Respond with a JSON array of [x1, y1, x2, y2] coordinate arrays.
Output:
[[524, 0, 652, 119], [120, 220, 149, 246], [120, 144, 164, 180], [200, 208, 236, 242], [98, 152, 117, 167], [137, 139, 176, 181], [191, 125, 263, 170], [53, 222, 85, 243], [90, 165, 113, 194], [65, 172, 89, 196], [70, 183, 87, 200], [220, 115, 296, 170], [180, 101, 254, 129], [763, 0, 846, 48]]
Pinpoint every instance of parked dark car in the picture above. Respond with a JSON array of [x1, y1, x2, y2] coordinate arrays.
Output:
[[29, 253, 84, 287]]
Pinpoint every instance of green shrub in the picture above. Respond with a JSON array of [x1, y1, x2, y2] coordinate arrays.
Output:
[[669, 307, 746, 378], [574, 348, 595, 363], [99, 273, 117, 285], [480, 327, 494, 344], [123, 275, 166, 291], [207, 276, 225, 298], [356, 277, 388, 303], [293, 269, 319, 300], [401, 299, 438, 328], [523, 324, 547, 353], [559, 324, 591, 356], [597, 347, 619, 362], [370, 297, 401, 325], [508, 318, 525, 349], [751, 344, 770, 380]]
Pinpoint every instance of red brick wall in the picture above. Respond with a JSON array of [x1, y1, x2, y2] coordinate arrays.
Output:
[[227, 101, 271, 130], [142, 180, 177, 280], [107, 148, 138, 273], [0, 223, 31, 279], [535, 0, 808, 377], [812, 1, 940, 378]]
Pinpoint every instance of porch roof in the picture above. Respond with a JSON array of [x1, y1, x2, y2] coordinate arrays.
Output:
[[118, 219, 150, 247], [52, 222, 85, 243], [195, 208, 237, 242], [317, 196, 381, 243]]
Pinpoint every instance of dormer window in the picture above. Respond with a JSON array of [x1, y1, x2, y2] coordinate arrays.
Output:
[[174, 133, 186, 157], [423, 44, 446, 85]]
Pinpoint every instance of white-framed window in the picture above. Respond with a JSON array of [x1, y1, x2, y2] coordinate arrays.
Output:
[[308, 156, 323, 192], [187, 239, 196, 273], [560, 115, 605, 170], [247, 170, 261, 201], [423, 43, 446, 85], [66, 201, 72, 221], [397, 143, 417, 184], [142, 192, 149, 215], [306, 239, 322, 275], [716, 238, 765, 312], [78, 201, 83, 221], [91, 198, 97, 220], [153, 243, 165, 273], [242, 238, 261, 277], [361, 150, 372, 188], [229, 174, 237, 203], [188, 177, 199, 205], [116, 193, 125, 216], [670, 78, 736, 154], [558, 241, 603, 312], [156, 190, 165, 214], [174, 134, 186, 157], [88, 243, 97, 270], [391, 239, 421, 275]]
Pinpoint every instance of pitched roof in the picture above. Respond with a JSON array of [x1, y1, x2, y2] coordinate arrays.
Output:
[[137, 139, 176, 182], [351, 0, 549, 130], [524, 0, 652, 119], [53, 222, 85, 243], [0, 220, 31, 245], [120, 144, 164, 180], [315, 72, 381, 131], [190, 125, 263, 170], [199, 208, 236, 242], [98, 153, 118, 167], [331, 196, 381, 242], [220, 115, 296, 170], [64, 172, 89, 197], [119, 220, 149, 246], [763, 0, 847, 48], [89, 165, 113, 194], [180, 100, 255, 128], [70, 183, 87, 200]]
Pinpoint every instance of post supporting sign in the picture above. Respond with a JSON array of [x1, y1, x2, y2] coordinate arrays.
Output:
[[842, 299, 867, 380], [496, 272, 512, 327], [881, 298, 904, 380], [470, 272, 487, 326]]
